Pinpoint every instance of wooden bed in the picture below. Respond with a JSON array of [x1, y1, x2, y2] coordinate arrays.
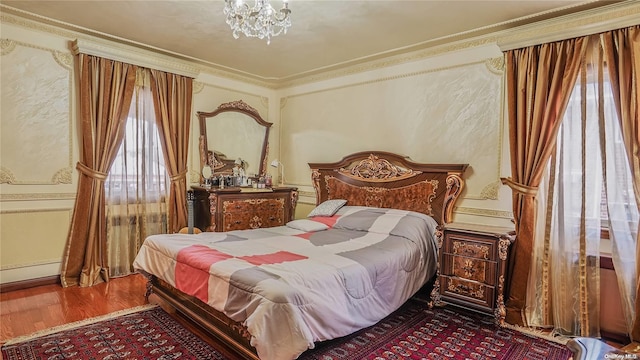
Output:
[[142, 151, 468, 360]]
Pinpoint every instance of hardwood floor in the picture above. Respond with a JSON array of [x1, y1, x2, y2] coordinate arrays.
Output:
[[0, 273, 244, 359], [0, 273, 149, 342]]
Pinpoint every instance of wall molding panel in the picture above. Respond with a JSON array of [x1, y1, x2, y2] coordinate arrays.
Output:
[[0, 193, 76, 201], [0, 39, 73, 185], [0, 209, 71, 283], [455, 206, 513, 220], [280, 58, 504, 201], [0, 207, 73, 215]]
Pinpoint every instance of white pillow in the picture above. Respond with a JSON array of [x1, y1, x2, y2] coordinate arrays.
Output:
[[286, 219, 329, 232], [308, 199, 347, 217]]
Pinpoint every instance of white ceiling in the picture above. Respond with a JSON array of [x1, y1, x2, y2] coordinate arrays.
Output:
[[0, 0, 624, 83]]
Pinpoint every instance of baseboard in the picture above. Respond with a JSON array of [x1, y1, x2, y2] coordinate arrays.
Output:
[[0, 275, 60, 293]]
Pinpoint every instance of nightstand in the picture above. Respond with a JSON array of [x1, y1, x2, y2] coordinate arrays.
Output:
[[430, 223, 515, 326]]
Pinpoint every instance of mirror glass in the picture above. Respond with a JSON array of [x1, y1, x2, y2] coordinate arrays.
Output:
[[198, 100, 272, 182]]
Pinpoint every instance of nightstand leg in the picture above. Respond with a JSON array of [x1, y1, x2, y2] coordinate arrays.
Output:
[[429, 278, 445, 308], [494, 274, 506, 326]]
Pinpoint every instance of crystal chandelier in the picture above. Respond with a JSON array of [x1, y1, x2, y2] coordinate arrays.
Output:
[[223, 0, 292, 44]]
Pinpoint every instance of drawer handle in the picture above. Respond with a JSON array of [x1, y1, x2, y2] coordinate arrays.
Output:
[[234, 220, 242, 224], [462, 260, 476, 276], [463, 248, 476, 255]]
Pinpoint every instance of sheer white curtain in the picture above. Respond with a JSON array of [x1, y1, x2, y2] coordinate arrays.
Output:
[[105, 68, 169, 277], [526, 37, 638, 338]]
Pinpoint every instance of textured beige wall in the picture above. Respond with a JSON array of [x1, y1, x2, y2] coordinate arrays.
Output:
[[1, 210, 69, 266], [278, 45, 514, 226], [294, 203, 315, 220]]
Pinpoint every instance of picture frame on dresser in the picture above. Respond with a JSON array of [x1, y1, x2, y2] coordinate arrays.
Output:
[[430, 222, 515, 326]]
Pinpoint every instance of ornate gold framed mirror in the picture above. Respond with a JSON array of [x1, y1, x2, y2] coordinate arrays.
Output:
[[198, 100, 272, 183]]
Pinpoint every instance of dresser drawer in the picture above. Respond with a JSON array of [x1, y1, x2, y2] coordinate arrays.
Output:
[[439, 275, 495, 310], [222, 198, 286, 230], [222, 209, 285, 230], [222, 198, 285, 213], [440, 254, 496, 285], [253, 198, 286, 213]]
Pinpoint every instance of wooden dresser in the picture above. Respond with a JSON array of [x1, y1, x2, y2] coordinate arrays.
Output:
[[191, 186, 298, 232], [430, 222, 515, 325]]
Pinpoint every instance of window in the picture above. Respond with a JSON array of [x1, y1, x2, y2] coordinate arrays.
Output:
[[105, 84, 168, 203], [558, 70, 636, 243]]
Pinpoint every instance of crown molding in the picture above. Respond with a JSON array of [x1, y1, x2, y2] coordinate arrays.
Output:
[[72, 38, 200, 78], [497, 1, 640, 51], [2, 1, 636, 88], [275, 2, 638, 88], [1, 6, 201, 78]]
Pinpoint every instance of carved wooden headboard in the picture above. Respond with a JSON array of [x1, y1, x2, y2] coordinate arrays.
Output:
[[309, 151, 468, 225]]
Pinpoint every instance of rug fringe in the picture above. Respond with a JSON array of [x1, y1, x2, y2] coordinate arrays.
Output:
[[1, 304, 158, 347], [503, 323, 572, 345]]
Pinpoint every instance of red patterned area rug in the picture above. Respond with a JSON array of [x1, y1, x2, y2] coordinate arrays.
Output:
[[1, 300, 572, 360], [1, 305, 227, 360], [300, 298, 572, 360]]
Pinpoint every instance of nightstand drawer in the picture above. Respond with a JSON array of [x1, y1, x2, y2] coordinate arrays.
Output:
[[440, 275, 495, 310], [440, 254, 496, 285], [443, 234, 497, 261]]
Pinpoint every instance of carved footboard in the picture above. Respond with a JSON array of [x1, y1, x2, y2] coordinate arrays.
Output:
[[147, 275, 259, 360]]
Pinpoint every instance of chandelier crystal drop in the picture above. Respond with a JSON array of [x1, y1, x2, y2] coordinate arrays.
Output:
[[223, 0, 292, 45]]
